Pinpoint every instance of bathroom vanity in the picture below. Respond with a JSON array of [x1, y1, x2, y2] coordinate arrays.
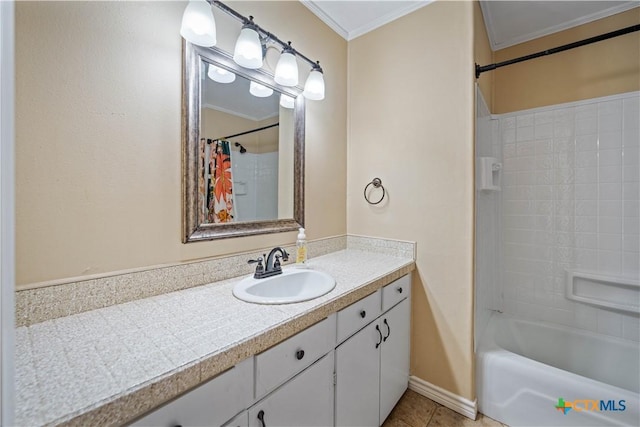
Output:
[[131, 275, 411, 427], [14, 239, 415, 427]]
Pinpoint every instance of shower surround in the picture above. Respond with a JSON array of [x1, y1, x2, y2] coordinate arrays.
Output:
[[474, 90, 640, 426], [495, 91, 639, 340]]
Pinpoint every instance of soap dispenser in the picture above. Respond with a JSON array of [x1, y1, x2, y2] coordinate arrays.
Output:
[[296, 227, 307, 267]]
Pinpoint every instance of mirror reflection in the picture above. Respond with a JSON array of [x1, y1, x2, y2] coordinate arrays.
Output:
[[182, 42, 304, 243], [199, 61, 295, 225]]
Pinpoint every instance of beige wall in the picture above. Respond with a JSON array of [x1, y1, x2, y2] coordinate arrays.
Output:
[[493, 7, 640, 113], [15, 1, 347, 286], [348, 1, 476, 400], [473, 0, 493, 110]]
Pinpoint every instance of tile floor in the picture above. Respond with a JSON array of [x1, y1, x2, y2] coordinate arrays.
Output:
[[382, 390, 508, 427]]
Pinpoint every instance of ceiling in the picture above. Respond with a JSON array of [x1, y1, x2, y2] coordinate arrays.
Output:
[[301, 0, 639, 48]]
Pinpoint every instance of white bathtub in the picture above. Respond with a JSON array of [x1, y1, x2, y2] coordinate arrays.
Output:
[[477, 313, 639, 426]]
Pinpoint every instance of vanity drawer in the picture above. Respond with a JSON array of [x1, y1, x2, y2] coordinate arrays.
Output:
[[255, 314, 336, 399], [131, 357, 252, 427], [336, 289, 381, 344], [382, 274, 411, 312]]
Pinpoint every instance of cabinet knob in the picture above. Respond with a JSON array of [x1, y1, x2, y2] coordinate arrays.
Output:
[[397, 287, 403, 294], [360, 310, 366, 318], [296, 349, 305, 360]]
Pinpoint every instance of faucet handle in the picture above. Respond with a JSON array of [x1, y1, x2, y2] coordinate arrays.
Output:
[[274, 254, 286, 269], [248, 257, 264, 270], [248, 257, 265, 278], [247, 257, 263, 265], [281, 249, 289, 262]]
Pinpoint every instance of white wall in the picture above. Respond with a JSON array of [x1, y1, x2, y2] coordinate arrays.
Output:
[[474, 86, 501, 349], [497, 92, 639, 341]]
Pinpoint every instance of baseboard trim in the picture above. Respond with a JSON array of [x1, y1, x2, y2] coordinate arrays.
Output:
[[409, 376, 478, 420]]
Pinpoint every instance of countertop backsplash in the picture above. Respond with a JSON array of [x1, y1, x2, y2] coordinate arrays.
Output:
[[16, 236, 356, 327]]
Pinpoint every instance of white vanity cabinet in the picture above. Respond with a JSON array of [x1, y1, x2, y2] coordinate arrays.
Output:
[[222, 411, 248, 427], [248, 354, 334, 427], [335, 275, 411, 427], [131, 358, 253, 427]]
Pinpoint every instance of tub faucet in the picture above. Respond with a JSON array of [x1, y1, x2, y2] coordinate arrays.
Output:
[[248, 247, 289, 279]]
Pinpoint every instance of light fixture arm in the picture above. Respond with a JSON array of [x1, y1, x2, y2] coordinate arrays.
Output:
[[210, 0, 321, 70]]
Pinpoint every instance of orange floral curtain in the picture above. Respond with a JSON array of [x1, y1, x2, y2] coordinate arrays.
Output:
[[208, 140, 234, 223]]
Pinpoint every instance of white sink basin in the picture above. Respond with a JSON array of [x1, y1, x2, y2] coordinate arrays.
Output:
[[232, 268, 336, 304]]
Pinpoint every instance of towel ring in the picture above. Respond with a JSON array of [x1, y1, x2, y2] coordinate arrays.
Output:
[[364, 178, 385, 205]]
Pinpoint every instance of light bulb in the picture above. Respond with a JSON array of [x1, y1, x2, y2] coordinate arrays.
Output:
[[280, 94, 295, 109], [233, 25, 263, 69], [303, 66, 325, 101], [249, 81, 273, 98], [207, 64, 236, 84], [180, 0, 216, 47], [274, 47, 298, 87]]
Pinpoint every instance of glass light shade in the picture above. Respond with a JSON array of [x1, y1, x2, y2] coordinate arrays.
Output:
[[274, 51, 299, 87], [233, 27, 263, 69], [180, 0, 216, 47], [280, 94, 295, 109], [303, 69, 325, 100], [249, 81, 273, 98], [207, 64, 235, 84]]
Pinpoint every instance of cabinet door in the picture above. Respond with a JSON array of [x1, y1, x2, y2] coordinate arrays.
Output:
[[132, 358, 253, 427], [223, 410, 248, 427], [379, 299, 410, 424], [335, 320, 381, 427], [248, 353, 334, 427]]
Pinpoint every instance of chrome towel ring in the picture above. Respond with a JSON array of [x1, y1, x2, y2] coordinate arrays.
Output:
[[364, 178, 385, 205]]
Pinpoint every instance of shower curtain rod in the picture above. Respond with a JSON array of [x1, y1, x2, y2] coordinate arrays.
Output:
[[475, 24, 640, 78], [208, 122, 280, 144]]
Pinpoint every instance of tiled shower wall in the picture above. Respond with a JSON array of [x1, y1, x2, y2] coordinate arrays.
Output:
[[499, 92, 639, 342], [474, 87, 501, 347]]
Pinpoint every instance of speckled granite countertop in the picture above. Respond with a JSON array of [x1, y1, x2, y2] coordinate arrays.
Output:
[[16, 248, 415, 426]]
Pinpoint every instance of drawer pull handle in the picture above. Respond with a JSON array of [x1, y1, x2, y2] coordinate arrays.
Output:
[[397, 287, 403, 294], [383, 318, 391, 342], [375, 324, 383, 348], [258, 410, 266, 427], [360, 310, 366, 318], [296, 349, 305, 360]]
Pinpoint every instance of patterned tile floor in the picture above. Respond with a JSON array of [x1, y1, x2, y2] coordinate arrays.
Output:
[[383, 390, 508, 427]]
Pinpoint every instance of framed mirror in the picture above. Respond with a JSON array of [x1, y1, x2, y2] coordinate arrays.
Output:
[[182, 41, 305, 242]]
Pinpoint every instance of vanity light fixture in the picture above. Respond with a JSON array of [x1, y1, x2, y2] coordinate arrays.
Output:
[[302, 62, 325, 101], [274, 42, 299, 87], [280, 94, 295, 109], [181, 0, 326, 101], [180, 0, 217, 47], [207, 64, 236, 83], [249, 81, 274, 98], [233, 18, 264, 69]]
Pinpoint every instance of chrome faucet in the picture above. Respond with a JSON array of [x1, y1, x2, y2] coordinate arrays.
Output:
[[248, 247, 289, 279]]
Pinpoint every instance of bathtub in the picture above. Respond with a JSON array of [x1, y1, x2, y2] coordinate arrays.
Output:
[[476, 313, 639, 426]]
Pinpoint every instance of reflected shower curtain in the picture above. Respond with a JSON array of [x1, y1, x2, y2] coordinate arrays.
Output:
[[208, 140, 235, 223]]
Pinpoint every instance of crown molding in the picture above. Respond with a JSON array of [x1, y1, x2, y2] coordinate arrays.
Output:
[[301, 0, 434, 41], [300, 0, 349, 40], [348, 1, 434, 41]]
